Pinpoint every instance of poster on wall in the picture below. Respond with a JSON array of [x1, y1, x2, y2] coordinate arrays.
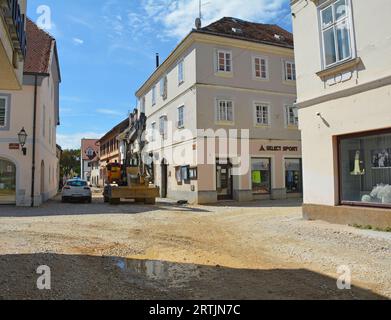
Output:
[[371, 149, 391, 169], [349, 150, 365, 176]]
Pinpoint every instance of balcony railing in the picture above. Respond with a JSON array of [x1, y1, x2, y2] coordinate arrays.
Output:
[[1, 0, 27, 59]]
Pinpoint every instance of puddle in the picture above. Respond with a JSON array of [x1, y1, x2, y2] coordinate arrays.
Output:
[[113, 258, 203, 289]]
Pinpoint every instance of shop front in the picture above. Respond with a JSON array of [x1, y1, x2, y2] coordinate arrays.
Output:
[[0, 158, 16, 204], [338, 129, 391, 208]]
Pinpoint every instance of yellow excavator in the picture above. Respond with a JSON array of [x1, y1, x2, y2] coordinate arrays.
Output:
[[103, 110, 159, 205]]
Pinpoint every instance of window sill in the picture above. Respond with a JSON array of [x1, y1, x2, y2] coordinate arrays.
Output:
[[215, 121, 235, 126], [286, 124, 299, 130], [316, 57, 362, 79], [254, 124, 271, 128], [282, 80, 296, 86], [253, 77, 269, 82], [215, 71, 233, 78]]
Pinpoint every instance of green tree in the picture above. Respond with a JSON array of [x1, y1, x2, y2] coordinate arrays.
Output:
[[60, 149, 81, 178]]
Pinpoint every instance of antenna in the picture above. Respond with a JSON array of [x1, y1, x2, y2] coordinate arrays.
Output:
[[195, 0, 210, 29]]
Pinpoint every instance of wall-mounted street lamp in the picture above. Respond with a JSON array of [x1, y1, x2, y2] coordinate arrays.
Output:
[[18, 127, 28, 156]]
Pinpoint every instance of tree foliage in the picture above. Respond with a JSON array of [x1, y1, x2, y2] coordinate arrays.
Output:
[[60, 149, 81, 178]]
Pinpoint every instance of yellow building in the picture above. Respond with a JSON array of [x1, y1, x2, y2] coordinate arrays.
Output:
[[0, 0, 27, 90]]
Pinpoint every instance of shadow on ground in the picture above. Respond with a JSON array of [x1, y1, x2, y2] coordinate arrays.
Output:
[[0, 198, 211, 218], [0, 253, 385, 300]]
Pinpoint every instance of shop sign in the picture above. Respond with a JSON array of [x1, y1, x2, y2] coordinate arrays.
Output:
[[260, 145, 298, 152], [9, 143, 20, 150]]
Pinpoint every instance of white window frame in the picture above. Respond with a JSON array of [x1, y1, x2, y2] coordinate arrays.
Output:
[[178, 59, 184, 85], [216, 49, 233, 73], [152, 86, 156, 106], [252, 56, 269, 80], [319, 0, 355, 69], [177, 105, 184, 129], [0, 96, 8, 128], [150, 122, 156, 142], [160, 75, 168, 100], [159, 115, 168, 139], [285, 104, 299, 127], [215, 99, 234, 124], [284, 61, 296, 81], [140, 96, 146, 113]]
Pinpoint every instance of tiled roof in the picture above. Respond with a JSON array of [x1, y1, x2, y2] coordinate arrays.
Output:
[[198, 17, 293, 48], [81, 139, 100, 161], [24, 18, 55, 74]]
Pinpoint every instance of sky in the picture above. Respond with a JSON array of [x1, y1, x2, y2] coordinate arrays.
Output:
[[27, 0, 292, 149]]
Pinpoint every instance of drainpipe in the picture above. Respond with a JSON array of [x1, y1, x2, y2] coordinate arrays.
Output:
[[30, 75, 38, 207]]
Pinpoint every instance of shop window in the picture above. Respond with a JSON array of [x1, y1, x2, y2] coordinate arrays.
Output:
[[251, 158, 271, 194], [285, 158, 302, 193], [339, 130, 391, 207], [175, 166, 190, 184]]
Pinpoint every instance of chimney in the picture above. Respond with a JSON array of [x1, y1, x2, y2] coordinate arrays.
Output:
[[156, 53, 160, 68]]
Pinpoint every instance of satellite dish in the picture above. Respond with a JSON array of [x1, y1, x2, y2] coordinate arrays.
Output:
[[195, 17, 201, 29]]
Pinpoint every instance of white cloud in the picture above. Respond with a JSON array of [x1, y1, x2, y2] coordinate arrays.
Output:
[[72, 37, 84, 45], [141, 0, 289, 39], [57, 132, 104, 150]]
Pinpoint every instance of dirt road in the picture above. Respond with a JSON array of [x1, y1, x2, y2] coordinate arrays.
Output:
[[0, 198, 389, 299]]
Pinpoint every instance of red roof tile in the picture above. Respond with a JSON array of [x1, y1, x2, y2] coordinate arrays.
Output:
[[24, 18, 55, 74], [81, 139, 100, 161], [198, 17, 293, 48]]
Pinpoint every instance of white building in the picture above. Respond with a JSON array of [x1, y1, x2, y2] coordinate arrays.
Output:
[[291, 0, 391, 228], [0, 19, 61, 206]]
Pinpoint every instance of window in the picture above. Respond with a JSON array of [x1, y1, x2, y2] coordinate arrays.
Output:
[[159, 115, 168, 138], [284, 61, 296, 81], [253, 56, 268, 79], [177, 106, 184, 128], [150, 122, 156, 142], [42, 105, 46, 137], [152, 86, 156, 106], [0, 96, 7, 127], [286, 105, 299, 126], [160, 76, 167, 100], [285, 158, 302, 193], [178, 60, 184, 84], [216, 99, 234, 123], [140, 96, 146, 113], [217, 50, 232, 72], [339, 130, 391, 208], [252, 158, 271, 194], [255, 103, 270, 126], [320, 0, 352, 68]]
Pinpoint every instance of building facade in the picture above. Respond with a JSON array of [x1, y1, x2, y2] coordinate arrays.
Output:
[[0, 0, 27, 90], [98, 118, 129, 185], [291, 0, 391, 228], [80, 138, 99, 182], [0, 19, 61, 206], [136, 17, 301, 204]]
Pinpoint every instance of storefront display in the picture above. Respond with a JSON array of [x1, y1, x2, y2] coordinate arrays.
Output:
[[285, 158, 302, 193], [0, 159, 16, 204], [339, 130, 391, 207]]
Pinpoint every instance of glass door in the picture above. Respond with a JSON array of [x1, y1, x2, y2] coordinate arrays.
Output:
[[0, 159, 16, 204]]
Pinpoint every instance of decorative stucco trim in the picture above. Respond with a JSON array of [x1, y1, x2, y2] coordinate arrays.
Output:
[[316, 58, 362, 79]]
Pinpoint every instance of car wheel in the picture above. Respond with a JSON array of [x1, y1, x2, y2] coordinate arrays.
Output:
[[88, 197, 92, 203]]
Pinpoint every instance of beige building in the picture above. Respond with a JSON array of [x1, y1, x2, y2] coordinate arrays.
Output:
[[136, 17, 301, 204], [291, 0, 391, 228], [0, 19, 61, 206], [0, 0, 27, 90]]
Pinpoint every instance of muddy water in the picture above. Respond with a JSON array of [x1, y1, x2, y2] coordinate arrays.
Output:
[[0, 253, 386, 300]]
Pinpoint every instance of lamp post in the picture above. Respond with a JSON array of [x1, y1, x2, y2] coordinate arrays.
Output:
[[18, 127, 28, 156]]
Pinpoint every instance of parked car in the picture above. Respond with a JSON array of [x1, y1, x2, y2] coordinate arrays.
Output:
[[61, 179, 92, 203]]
